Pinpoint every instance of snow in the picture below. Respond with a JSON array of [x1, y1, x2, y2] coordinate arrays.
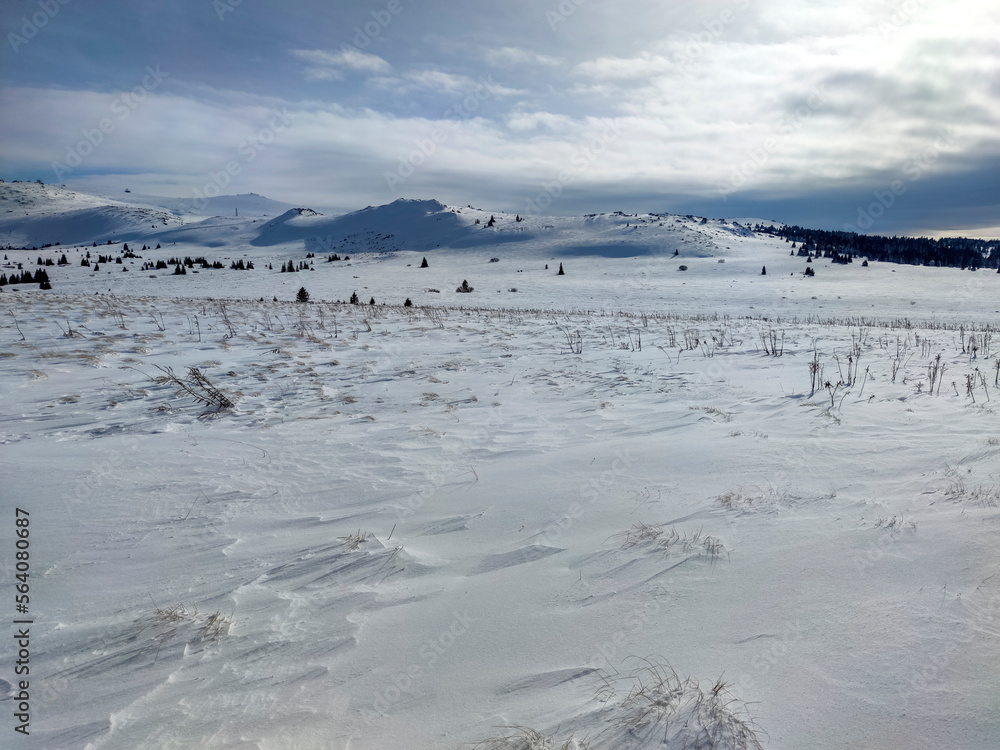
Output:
[[1, 185, 999, 749]]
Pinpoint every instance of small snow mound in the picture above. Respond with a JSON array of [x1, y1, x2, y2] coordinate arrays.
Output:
[[474, 544, 563, 574]]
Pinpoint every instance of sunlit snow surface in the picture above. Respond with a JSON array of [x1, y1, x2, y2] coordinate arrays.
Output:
[[1, 183, 999, 749]]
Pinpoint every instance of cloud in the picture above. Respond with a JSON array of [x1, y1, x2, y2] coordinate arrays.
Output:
[[1, 0, 997, 235], [482, 46, 562, 68], [370, 70, 525, 100], [575, 53, 673, 81], [290, 48, 392, 80]]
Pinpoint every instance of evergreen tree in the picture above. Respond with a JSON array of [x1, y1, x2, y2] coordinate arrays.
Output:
[[420, 257, 429, 268], [557, 263, 565, 275], [296, 286, 310, 303]]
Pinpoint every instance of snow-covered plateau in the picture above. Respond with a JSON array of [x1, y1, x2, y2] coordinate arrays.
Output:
[[1, 182, 998, 749]]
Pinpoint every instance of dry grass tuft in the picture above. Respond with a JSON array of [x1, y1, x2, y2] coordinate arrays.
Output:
[[339, 530, 374, 550], [471, 727, 591, 750], [946, 476, 1000, 508], [599, 657, 764, 750], [150, 597, 233, 641], [613, 524, 726, 560], [151, 365, 235, 412]]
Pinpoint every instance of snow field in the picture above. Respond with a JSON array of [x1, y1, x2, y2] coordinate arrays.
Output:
[[1, 291, 999, 749]]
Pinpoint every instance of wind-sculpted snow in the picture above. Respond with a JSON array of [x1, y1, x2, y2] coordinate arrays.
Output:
[[1, 194, 999, 749]]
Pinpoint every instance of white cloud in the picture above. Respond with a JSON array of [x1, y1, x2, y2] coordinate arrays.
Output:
[[404, 70, 474, 94], [575, 53, 673, 80], [290, 48, 392, 80], [482, 46, 562, 68]]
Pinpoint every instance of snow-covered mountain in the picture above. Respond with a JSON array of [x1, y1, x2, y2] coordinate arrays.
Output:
[[0, 182, 295, 247], [0, 183, 773, 260]]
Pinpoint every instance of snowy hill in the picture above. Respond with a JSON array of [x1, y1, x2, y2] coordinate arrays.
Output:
[[65, 186, 297, 220], [250, 198, 773, 260], [0, 182, 183, 247], [0, 182, 298, 248], [1, 182, 782, 263]]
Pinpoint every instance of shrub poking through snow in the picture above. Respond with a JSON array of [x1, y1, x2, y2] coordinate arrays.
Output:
[[471, 726, 591, 749], [472, 657, 762, 750], [596, 658, 764, 749], [151, 365, 235, 413], [338, 530, 373, 550]]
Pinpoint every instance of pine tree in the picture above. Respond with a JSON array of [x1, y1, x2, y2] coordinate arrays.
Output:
[[420, 257, 429, 268], [350, 291, 360, 305], [557, 263, 565, 275], [296, 286, 310, 303], [761, 266, 766, 275]]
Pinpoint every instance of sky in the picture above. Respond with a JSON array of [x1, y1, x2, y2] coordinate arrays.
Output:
[[1, 0, 998, 237]]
